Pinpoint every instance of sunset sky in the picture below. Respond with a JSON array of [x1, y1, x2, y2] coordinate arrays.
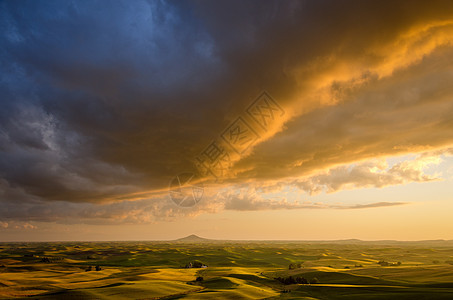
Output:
[[2, 0, 453, 241]]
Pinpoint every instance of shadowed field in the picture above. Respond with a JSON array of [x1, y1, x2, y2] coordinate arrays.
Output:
[[1, 239, 453, 299]]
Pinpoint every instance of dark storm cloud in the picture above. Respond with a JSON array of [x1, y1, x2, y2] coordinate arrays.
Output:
[[0, 0, 222, 204], [1, 0, 453, 223]]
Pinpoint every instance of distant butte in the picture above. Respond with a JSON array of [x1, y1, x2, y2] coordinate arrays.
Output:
[[174, 234, 212, 242]]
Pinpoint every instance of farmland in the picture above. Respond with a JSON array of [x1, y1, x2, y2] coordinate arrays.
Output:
[[1, 238, 453, 299]]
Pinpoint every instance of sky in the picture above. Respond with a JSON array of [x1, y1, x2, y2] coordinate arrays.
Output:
[[1, 0, 453, 241]]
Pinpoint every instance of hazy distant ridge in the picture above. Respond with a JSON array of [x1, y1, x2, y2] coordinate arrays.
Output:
[[172, 235, 453, 246]]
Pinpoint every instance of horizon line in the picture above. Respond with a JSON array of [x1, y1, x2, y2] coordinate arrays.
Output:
[[1, 237, 451, 243]]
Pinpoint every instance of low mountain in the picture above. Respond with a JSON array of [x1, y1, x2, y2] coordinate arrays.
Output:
[[174, 234, 212, 242]]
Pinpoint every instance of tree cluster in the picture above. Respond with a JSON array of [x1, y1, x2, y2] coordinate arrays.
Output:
[[184, 260, 208, 268], [85, 265, 102, 272], [288, 263, 303, 270], [378, 260, 401, 266]]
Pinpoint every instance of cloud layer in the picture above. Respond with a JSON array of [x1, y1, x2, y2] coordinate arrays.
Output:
[[1, 0, 453, 225]]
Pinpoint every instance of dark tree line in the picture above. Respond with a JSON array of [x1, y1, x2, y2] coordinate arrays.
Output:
[[40, 257, 64, 263], [275, 276, 319, 285]]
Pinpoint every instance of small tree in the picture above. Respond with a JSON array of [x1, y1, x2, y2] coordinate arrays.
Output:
[[378, 260, 389, 266], [310, 277, 319, 284]]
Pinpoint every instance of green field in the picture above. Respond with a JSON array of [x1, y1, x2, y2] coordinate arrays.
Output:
[[1, 238, 453, 299]]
